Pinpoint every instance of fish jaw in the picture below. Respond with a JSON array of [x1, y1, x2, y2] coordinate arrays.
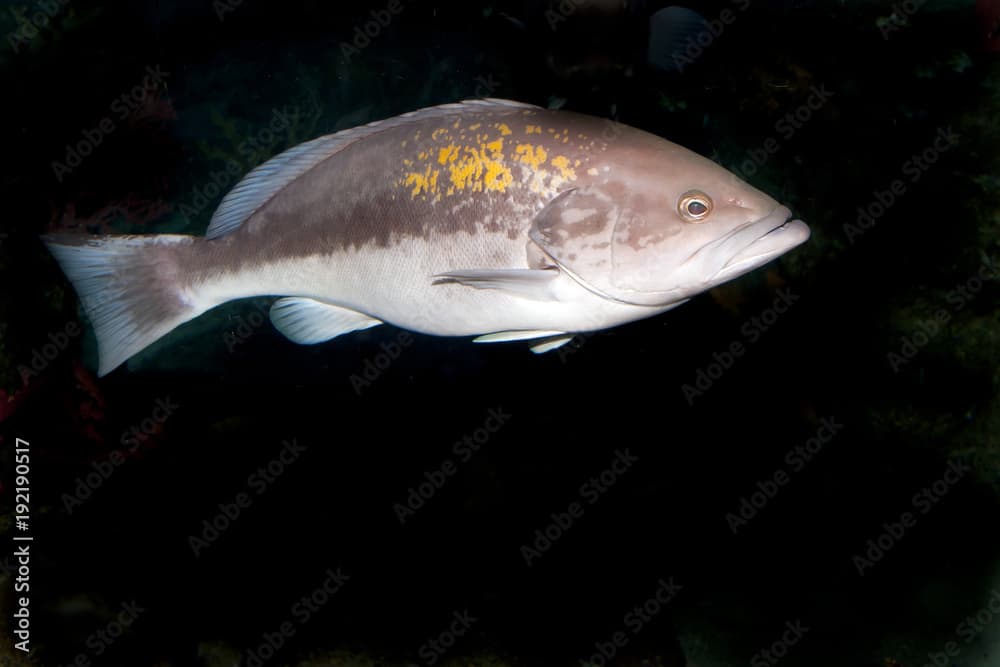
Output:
[[590, 205, 810, 307], [705, 206, 810, 285]]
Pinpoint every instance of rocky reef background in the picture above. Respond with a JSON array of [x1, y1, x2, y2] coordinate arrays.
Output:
[[1, 0, 999, 665]]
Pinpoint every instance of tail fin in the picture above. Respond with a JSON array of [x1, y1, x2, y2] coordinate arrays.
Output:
[[42, 234, 204, 376]]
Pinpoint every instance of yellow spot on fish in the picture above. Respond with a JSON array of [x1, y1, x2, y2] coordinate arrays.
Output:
[[438, 145, 459, 165], [484, 159, 513, 191], [446, 138, 512, 194], [516, 144, 548, 170], [449, 152, 479, 191], [404, 164, 440, 198], [551, 155, 576, 180], [587, 167, 599, 176], [453, 119, 461, 129], [397, 129, 560, 198]]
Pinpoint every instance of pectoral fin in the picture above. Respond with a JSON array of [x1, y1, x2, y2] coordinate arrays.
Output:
[[432, 268, 559, 301], [269, 297, 382, 344]]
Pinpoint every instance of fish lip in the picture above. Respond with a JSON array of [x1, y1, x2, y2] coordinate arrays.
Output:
[[712, 206, 810, 278], [555, 206, 809, 308]]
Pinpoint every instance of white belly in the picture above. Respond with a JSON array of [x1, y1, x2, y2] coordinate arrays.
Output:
[[195, 229, 674, 338]]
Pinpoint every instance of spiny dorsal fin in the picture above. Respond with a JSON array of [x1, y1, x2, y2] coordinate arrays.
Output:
[[205, 98, 541, 239]]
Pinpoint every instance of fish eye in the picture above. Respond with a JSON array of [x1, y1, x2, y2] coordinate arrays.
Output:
[[678, 190, 713, 223]]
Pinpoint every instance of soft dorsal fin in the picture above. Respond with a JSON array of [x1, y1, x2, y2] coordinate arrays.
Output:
[[205, 98, 541, 239]]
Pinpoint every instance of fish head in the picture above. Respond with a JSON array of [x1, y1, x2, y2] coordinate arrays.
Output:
[[529, 135, 810, 307]]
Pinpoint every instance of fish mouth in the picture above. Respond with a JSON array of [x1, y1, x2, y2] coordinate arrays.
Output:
[[710, 206, 810, 282], [553, 205, 809, 308]]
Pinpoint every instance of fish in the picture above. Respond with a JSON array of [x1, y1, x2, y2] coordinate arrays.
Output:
[[43, 98, 809, 376]]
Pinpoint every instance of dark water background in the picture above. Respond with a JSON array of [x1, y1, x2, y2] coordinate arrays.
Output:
[[2, 1, 1000, 665]]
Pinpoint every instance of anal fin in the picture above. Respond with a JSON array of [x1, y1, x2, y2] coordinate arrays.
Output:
[[269, 297, 382, 345]]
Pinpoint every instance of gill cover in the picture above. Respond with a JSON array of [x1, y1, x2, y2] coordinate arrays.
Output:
[[529, 187, 684, 306]]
